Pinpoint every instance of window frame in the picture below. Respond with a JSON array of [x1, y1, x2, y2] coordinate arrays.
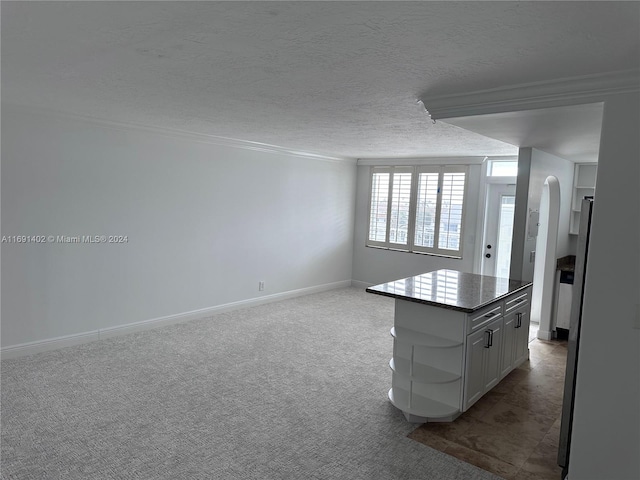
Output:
[[366, 164, 469, 258]]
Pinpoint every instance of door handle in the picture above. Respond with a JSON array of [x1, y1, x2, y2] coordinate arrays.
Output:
[[515, 312, 522, 328]]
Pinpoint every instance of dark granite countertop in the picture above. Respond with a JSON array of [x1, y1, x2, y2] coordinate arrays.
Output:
[[366, 269, 532, 313], [556, 255, 576, 272]]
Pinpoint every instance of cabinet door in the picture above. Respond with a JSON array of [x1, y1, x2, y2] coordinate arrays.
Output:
[[463, 328, 488, 411], [513, 310, 530, 366], [483, 316, 504, 392], [500, 311, 516, 379]]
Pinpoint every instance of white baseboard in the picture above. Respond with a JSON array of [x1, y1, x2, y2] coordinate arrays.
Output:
[[1, 280, 353, 360], [351, 279, 374, 289], [537, 330, 554, 341], [0, 331, 102, 360]]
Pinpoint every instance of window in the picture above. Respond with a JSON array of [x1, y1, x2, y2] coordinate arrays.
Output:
[[366, 165, 468, 258], [487, 160, 518, 177]]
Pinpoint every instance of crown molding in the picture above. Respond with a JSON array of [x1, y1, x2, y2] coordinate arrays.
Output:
[[357, 156, 488, 166], [420, 69, 640, 120], [1, 102, 355, 164]]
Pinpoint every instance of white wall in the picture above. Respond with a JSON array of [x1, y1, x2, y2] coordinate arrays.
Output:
[[511, 148, 575, 282], [569, 92, 639, 480], [1, 105, 357, 350], [351, 163, 480, 286]]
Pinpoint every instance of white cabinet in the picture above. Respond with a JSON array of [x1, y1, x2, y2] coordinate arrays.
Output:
[[513, 309, 530, 366], [500, 312, 517, 378], [463, 316, 503, 411], [464, 327, 487, 409], [484, 317, 504, 391], [464, 287, 531, 411], [500, 289, 530, 379], [500, 309, 530, 376], [570, 163, 597, 235]]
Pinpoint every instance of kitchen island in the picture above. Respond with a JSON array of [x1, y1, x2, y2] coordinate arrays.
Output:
[[366, 269, 532, 423]]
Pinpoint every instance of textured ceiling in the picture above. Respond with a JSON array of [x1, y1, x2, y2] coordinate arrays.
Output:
[[445, 102, 606, 163], [2, 1, 639, 159]]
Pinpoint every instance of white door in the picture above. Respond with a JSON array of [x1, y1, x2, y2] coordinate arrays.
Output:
[[482, 184, 516, 278]]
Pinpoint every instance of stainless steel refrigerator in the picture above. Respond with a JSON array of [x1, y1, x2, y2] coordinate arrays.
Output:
[[557, 197, 594, 478]]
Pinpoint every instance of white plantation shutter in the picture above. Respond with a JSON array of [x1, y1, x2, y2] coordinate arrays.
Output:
[[389, 172, 412, 245], [367, 167, 413, 248], [368, 171, 390, 243], [438, 172, 466, 251], [366, 165, 467, 258], [414, 172, 439, 248]]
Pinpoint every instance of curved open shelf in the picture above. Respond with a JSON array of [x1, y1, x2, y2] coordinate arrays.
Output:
[[390, 327, 462, 348], [389, 358, 461, 384], [388, 387, 460, 419]]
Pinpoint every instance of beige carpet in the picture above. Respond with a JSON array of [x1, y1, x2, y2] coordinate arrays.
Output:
[[2, 288, 503, 480]]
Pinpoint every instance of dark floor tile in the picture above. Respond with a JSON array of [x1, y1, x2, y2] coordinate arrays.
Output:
[[453, 418, 541, 468], [411, 415, 478, 443], [407, 428, 452, 452], [443, 442, 520, 480], [510, 468, 554, 480], [493, 368, 530, 395], [502, 383, 564, 417], [519, 436, 564, 480], [464, 390, 506, 419], [480, 401, 557, 441]]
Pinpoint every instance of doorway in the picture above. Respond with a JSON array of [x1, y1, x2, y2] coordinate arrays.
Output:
[[481, 183, 516, 278]]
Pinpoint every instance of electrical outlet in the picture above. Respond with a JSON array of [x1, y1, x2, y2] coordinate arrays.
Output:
[[530, 251, 536, 263], [258, 281, 265, 291]]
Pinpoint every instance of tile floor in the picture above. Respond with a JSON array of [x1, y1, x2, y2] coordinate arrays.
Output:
[[408, 334, 568, 480]]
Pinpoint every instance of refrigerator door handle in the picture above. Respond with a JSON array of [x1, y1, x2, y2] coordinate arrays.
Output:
[[558, 197, 593, 475]]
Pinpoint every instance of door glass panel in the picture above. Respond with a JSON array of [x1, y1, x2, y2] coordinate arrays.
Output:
[[496, 195, 515, 278]]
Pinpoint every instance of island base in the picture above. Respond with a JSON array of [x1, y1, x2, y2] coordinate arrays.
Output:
[[400, 410, 462, 424], [388, 388, 461, 424], [367, 270, 532, 426]]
